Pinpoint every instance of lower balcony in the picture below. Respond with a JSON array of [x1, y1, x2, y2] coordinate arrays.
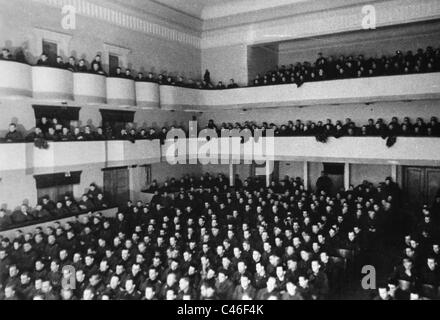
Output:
[[0, 140, 162, 174]]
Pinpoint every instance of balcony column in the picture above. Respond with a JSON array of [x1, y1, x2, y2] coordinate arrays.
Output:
[[229, 163, 235, 187], [128, 165, 144, 200], [391, 164, 398, 182], [265, 161, 271, 188], [303, 161, 309, 190], [344, 163, 350, 191]]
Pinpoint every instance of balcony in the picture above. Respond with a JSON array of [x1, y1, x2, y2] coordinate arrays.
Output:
[[160, 73, 440, 111], [0, 60, 32, 98], [32, 66, 74, 101], [0, 140, 162, 174]]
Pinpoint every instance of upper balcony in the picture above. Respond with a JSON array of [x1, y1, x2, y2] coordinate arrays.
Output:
[[0, 60, 439, 110], [0, 139, 161, 174], [0, 60, 33, 98]]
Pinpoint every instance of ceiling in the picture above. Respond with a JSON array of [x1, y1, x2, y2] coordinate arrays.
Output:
[[151, 0, 309, 20]]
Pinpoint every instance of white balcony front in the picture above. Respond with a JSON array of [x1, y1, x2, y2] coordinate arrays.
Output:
[[106, 140, 162, 167], [135, 81, 160, 109], [0, 60, 33, 98], [160, 73, 440, 111], [73, 72, 107, 104], [106, 77, 136, 106], [32, 66, 74, 101]]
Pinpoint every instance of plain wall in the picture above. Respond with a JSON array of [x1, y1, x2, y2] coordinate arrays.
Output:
[[201, 44, 248, 86]]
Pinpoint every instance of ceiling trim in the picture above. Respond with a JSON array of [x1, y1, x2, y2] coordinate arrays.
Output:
[[31, 0, 202, 48], [201, 0, 440, 49]]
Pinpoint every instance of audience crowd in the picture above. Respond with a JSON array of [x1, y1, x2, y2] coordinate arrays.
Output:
[[252, 46, 440, 87], [2, 116, 440, 145], [376, 193, 440, 300], [0, 183, 109, 231], [2, 171, 432, 301]]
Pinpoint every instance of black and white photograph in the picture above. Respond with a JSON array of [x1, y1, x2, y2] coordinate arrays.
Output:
[[0, 0, 440, 307]]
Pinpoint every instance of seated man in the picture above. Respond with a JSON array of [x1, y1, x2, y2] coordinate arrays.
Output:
[[90, 55, 104, 74], [93, 193, 108, 210], [44, 127, 59, 141], [59, 127, 74, 141], [36, 53, 50, 66], [55, 56, 65, 69], [31, 204, 51, 220], [216, 81, 226, 89], [77, 59, 88, 72], [124, 69, 133, 79], [135, 72, 144, 81], [0, 209, 12, 230], [145, 72, 156, 82], [113, 67, 124, 78], [4, 124, 23, 142], [0, 48, 13, 60], [25, 127, 45, 142], [11, 205, 35, 225], [51, 201, 68, 218], [227, 79, 239, 89], [65, 56, 77, 72], [91, 62, 106, 75], [87, 183, 101, 200], [78, 195, 95, 212], [420, 257, 439, 287]]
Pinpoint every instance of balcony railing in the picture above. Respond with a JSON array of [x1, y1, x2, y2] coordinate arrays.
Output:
[[0, 139, 161, 174], [160, 73, 440, 110], [161, 136, 440, 166]]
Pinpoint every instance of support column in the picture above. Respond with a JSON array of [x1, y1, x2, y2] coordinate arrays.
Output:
[[229, 163, 235, 187], [391, 164, 398, 182], [303, 161, 308, 190], [344, 163, 350, 191], [128, 165, 143, 201], [265, 161, 271, 187]]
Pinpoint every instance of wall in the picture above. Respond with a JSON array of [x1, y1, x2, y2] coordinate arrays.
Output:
[[201, 44, 248, 86], [0, 0, 201, 79], [247, 45, 278, 84], [350, 164, 391, 186], [279, 161, 304, 180]]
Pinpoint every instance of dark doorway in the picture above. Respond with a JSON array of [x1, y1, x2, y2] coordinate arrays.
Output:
[[402, 166, 440, 209], [42, 40, 58, 65], [103, 167, 130, 207]]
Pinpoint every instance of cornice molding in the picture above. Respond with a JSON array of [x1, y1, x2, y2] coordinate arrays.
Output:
[[201, 0, 440, 49], [31, 0, 202, 48]]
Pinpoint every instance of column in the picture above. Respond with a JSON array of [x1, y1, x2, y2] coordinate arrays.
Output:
[[229, 162, 235, 187], [391, 164, 398, 182], [303, 161, 308, 190], [344, 163, 350, 191]]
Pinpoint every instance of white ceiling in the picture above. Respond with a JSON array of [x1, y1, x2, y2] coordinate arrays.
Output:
[[152, 0, 309, 20]]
